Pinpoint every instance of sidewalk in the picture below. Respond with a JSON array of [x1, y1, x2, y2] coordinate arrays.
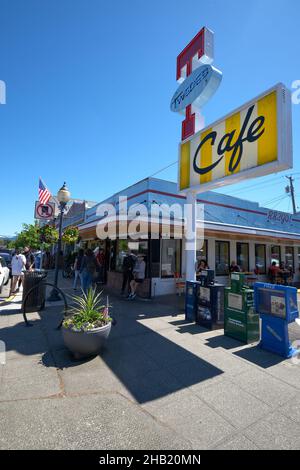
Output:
[[1, 273, 300, 449]]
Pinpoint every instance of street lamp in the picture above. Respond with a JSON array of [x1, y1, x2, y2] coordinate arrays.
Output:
[[48, 182, 71, 301]]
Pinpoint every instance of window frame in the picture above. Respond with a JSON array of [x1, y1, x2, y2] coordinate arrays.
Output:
[[215, 240, 230, 276], [254, 243, 266, 274], [236, 242, 250, 272]]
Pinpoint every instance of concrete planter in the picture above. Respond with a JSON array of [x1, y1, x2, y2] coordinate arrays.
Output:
[[62, 322, 112, 359]]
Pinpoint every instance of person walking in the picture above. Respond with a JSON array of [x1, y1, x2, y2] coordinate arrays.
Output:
[[73, 249, 84, 290], [10, 249, 26, 294], [80, 248, 99, 293], [121, 250, 136, 296], [129, 255, 146, 300]]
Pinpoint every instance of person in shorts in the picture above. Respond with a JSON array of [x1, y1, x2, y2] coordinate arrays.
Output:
[[10, 249, 26, 294], [129, 255, 146, 300]]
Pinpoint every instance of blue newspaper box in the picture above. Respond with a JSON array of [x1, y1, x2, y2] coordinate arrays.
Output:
[[254, 282, 299, 358], [185, 281, 200, 321]]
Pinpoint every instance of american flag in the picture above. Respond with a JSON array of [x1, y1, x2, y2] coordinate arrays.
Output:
[[38, 178, 51, 205]]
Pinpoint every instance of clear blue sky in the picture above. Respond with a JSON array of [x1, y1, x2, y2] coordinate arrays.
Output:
[[1, 0, 300, 235]]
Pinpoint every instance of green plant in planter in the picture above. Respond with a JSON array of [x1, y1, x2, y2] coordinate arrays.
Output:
[[63, 288, 111, 332]]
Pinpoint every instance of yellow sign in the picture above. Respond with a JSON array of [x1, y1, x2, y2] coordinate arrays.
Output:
[[179, 83, 292, 193]]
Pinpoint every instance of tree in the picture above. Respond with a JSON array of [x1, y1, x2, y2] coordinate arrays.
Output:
[[13, 223, 41, 250]]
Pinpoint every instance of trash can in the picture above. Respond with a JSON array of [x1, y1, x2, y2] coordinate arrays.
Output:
[[22, 270, 47, 313]]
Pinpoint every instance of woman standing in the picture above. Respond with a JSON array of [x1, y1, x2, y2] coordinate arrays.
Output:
[[129, 255, 146, 300], [73, 249, 84, 290]]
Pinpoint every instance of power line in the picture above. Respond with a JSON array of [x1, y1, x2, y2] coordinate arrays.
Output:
[[149, 160, 177, 178]]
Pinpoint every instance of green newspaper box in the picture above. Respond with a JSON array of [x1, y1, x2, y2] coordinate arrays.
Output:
[[224, 274, 260, 343]]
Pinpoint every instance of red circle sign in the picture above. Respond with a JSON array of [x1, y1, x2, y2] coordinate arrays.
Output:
[[36, 203, 54, 218]]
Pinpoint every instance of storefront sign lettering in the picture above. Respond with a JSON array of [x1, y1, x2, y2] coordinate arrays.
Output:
[[267, 210, 292, 224], [193, 104, 265, 174]]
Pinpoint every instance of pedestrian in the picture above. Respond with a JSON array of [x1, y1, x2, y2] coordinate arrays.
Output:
[[80, 248, 99, 293], [229, 260, 240, 273], [129, 254, 146, 300], [23, 247, 35, 271], [268, 261, 280, 283], [73, 249, 84, 290], [96, 248, 105, 284], [195, 258, 208, 280], [10, 249, 26, 294], [121, 250, 136, 296]]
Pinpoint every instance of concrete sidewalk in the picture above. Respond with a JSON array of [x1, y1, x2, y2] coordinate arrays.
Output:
[[0, 275, 300, 449]]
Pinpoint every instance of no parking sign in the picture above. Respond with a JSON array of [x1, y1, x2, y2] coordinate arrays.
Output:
[[34, 201, 55, 220]]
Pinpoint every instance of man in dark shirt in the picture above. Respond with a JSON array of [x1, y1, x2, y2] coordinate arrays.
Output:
[[23, 247, 35, 271], [121, 251, 136, 296]]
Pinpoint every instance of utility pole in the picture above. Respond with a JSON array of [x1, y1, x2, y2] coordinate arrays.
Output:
[[285, 175, 297, 214]]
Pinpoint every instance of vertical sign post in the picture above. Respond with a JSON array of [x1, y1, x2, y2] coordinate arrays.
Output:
[[173, 27, 220, 280]]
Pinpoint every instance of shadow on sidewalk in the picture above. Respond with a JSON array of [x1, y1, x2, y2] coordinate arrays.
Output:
[[0, 290, 224, 404]]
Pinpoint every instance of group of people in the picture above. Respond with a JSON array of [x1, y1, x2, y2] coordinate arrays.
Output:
[[10, 247, 35, 294], [268, 261, 294, 285], [72, 248, 106, 293], [121, 251, 146, 300]]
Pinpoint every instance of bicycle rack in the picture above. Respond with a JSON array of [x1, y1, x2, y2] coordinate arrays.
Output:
[[22, 281, 69, 327]]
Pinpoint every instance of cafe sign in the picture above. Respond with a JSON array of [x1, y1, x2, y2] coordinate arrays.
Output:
[[178, 83, 292, 193]]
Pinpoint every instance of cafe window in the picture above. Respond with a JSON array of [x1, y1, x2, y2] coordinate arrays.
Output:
[[271, 245, 281, 265], [115, 240, 148, 273], [196, 239, 208, 263], [215, 241, 230, 276], [236, 243, 249, 272], [285, 246, 294, 272], [161, 239, 181, 278], [255, 244, 266, 274]]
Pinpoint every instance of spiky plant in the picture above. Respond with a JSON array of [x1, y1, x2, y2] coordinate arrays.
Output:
[[63, 288, 111, 331]]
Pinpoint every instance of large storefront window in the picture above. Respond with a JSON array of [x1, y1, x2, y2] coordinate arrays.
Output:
[[161, 239, 181, 278], [271, 245, 281, 265], [196, 239, 208, 263], [115, 240, 148, 273], [215, 241, 230, 276], [285, 246, 294, 272], [236, 243, 249, 272], [255, 244, 266, 274]]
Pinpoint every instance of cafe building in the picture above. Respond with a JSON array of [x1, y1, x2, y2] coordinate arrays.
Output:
[[77, 177, 300, 297]]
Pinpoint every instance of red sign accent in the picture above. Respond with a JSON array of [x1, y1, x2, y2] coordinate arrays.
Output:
[[176, 27, 206, 141]]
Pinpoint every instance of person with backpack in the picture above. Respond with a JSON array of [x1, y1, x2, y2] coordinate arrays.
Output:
[[73, 249, 84, 290], [80, 248, 99, 293], [121, 250, 136, 296]]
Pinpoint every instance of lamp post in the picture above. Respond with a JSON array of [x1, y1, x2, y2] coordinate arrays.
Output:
[[48, 182, 71, 302]]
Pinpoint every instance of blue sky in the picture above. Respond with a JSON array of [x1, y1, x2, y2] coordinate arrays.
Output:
[[0, 0, 300, 235]]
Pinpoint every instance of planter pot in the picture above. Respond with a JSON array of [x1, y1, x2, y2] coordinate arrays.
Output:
[[62, 322, 112, 359]]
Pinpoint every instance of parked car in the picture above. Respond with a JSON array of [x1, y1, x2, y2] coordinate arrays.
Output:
[[0, 256, 10, 293], [0, 252, 12, 274]]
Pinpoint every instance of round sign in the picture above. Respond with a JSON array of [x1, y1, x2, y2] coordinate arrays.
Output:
[[170, 64, 222, 114], [36, 203, 54, 219]]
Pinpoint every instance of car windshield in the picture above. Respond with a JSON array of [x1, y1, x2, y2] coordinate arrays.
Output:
[[0, 253, 11, 263], [0, 257, 7, 268]]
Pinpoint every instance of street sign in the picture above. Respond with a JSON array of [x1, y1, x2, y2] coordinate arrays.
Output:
[[178, 83, 292, 193], [34, 201, 55, 220]]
